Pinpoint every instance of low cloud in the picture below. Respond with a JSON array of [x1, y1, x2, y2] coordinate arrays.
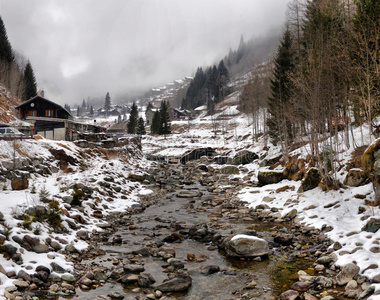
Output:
[[2, 0, 288, 105]]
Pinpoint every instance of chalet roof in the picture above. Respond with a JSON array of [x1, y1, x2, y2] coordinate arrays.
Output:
[[15, 95, 72, 117]]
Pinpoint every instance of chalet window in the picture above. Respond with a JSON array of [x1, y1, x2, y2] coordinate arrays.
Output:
[[27, 110, 37, 117], [45, 110, 54, 117]]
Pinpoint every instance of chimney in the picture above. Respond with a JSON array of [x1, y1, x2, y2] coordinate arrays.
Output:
[[38, 90, 45, 97]]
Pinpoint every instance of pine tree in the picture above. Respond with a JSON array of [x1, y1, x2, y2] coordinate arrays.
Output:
[[77, 106, 81, 117], [0, 16, 13, 62], [151, 111, 161, 134], [22, 61, 37, 101], [216, 60, 230, 101], [267, 28, 295, 145], [159, 101, 171, 135], [127, 102, 138, 134], [236, 35, 245, 64], [137, 117, 146, 135], [104, 92, 111, 117], [90, 106, 94, 117]]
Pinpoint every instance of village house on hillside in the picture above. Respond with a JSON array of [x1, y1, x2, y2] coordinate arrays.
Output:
[[145, 101, 192, 126], [16, 95, 105, 141]]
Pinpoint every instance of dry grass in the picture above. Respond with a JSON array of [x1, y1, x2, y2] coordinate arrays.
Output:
[[57, 143, 73, 152], [0, 85, 21, 123]]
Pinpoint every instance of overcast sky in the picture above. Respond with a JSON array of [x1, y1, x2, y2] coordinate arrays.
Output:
[[1, 0, 288, 105]]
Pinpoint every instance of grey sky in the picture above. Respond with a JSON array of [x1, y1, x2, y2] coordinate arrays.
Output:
[[1, 0, 288, 105]]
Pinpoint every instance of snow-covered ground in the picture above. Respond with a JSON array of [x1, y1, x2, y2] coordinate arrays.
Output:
[[0, 137, 152, 298]]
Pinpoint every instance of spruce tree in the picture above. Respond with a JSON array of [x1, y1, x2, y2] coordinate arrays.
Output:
[[90, 106, 94, 117], [151, 111, 161, 134], [127, 102, 138, 134], [104, 92, 111, 117], [22, 61, 37, 101], [236, 35, 245, 64], [137, 117, 146, 135], [0, 16, 13, 62], [216, 60, 230, 102], [267, 28, 295, 144], [159, 101, 171, 135]]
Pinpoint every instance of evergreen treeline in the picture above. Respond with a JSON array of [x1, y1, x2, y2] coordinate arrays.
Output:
[[0, 16, 37, 101], [240, 0, 380, 182], [151, 101, 171, 135], [181, 60, 230, 112]]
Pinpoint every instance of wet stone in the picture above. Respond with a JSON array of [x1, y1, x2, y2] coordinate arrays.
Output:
[[123, 264, 145, 273], [176, 190, 202, 198], [108, 292, 125, 299], [120, 274, 139, 284], [155, 274, 192, 292], [14, 280, 29, 289], [279, 289, 300, 300]]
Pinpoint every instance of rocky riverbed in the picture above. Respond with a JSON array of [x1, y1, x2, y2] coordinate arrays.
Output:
[[4, 156, 378, 300]]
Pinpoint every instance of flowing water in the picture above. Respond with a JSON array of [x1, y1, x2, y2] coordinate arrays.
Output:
[[53, 179, 349, 300]]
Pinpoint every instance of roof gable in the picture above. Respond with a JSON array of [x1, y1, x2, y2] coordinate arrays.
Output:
[[15, 96, 72, 117]]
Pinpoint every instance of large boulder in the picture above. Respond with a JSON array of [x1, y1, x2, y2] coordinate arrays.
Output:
[[180, 148, 215, 164], [344, 169, 368, 187], [362, 218, 380, 233], [298, 168, 321, 192], [257, 170, 284, 185], [336, 263, 360, 286], [231, 150, 258, 165], [362, 139, 380, 204], [224, 234, 269, 258]]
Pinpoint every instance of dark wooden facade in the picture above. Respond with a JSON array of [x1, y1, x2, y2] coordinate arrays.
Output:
[[15, 96, 72, 120]]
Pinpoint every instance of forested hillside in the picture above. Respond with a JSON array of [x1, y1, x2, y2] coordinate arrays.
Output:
[[0, 16, 37, 102], [239, 0, 380, 185]]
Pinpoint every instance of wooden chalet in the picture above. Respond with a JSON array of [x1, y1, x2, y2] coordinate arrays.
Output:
[[15, 96, 106, 141], [16, 95, 72, 120]]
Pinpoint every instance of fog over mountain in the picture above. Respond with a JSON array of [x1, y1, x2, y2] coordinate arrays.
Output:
[[1, 0, 288, 104]]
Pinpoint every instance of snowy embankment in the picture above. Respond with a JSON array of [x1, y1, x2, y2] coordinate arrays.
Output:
[[0, 137, 151, 298]]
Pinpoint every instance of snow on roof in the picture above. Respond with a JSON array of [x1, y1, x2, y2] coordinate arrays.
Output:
[[194, 105, 207, 111]]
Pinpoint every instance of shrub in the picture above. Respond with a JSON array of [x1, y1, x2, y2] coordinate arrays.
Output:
[[30, 185, 36, 194], [71, 184, 85, 206], [22, 213, 36, 230], [79, 160, 88, 172], [47, 200, 62, 228], [39, 187, 50, 203], [33, 225, 42, 235]]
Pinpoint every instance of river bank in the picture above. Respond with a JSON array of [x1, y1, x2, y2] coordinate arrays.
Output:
[[4, 154, 374, 300]]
